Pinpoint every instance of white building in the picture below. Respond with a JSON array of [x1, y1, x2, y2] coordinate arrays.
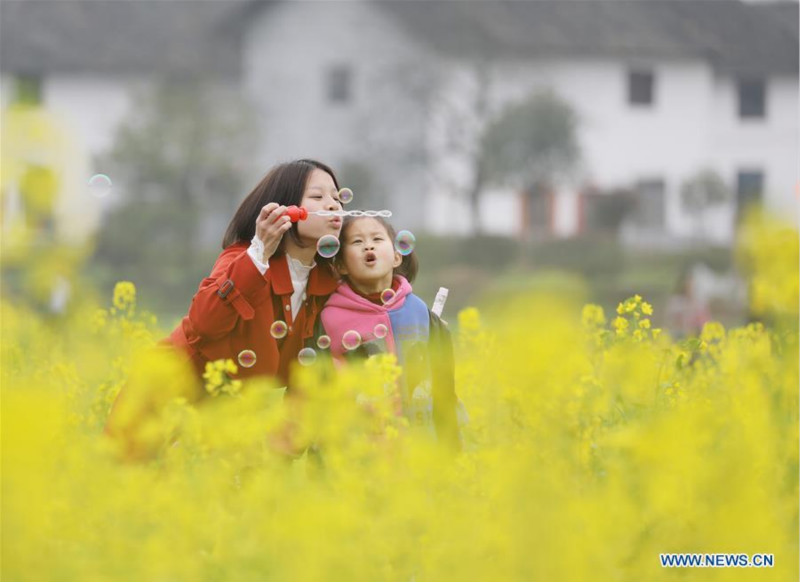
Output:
[[2, 0, 797, 246]]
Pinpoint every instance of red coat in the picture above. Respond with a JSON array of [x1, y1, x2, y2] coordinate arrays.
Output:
[[168, 242, 338, 385]]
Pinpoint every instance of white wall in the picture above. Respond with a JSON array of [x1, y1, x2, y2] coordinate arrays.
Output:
[[710, 75, 799, 221], [0, 74, 14, 108], [425, 55, 798, 240], [242, 1, 434, 229], [1, 74, 136, 244], [46, 75, 135, 157], [43, 75, 139, 243], [9, 2, 794, 245], [427, 57, 714, 237]]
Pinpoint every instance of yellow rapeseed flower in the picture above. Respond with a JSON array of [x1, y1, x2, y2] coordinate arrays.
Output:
[[3, 281, 797, 582], [203, 359, 240, 397], [582, 304, 606, 328], [458, 307, 482, 333], [112, 281, 136, 312]]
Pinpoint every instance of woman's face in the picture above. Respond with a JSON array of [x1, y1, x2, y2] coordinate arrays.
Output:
[[297, 168, 343, 242]]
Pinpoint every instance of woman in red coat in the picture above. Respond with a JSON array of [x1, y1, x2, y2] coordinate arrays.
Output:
[[169, 158, 344, 385], [106, 160, 343, 455]]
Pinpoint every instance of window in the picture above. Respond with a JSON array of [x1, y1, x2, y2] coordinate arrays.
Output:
[[736, 170, 764, 215], [738, 79, 766, 119], [15, 75, 42, 105], [527, 189, 550, 229], [634, 179, 665, 228], [628, 70, 654, 106], [326, 65, 352, 104], [582, 189, 632, 233]]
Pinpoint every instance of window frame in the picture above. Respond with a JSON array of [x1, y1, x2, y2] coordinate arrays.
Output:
[[326, 64, 353, 105], [628, 69, 655, 107], [633, 178, 667, 229], [735, 169, 765, 215], [737, 78, 767, 120]]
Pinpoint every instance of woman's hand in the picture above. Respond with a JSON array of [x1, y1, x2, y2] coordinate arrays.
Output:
[[255, 203, 293, 261]]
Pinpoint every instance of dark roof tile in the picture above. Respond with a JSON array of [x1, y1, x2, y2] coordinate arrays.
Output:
[[1, 0, 796, 77], [0, 0, 244, 76], [381, 0, 798, 76]]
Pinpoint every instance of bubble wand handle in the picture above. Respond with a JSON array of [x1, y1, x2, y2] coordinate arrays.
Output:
[[283, 206, 309, 222]]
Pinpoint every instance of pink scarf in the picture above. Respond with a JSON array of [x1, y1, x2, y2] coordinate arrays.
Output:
[[320, 276, 413, 359]]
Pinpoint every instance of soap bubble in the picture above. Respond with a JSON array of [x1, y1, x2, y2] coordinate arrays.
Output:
[[237, 349, 257, 368], [316, 234, 340, 258], [270, 321, 288, 339], [316, 335, 331, 350], [342, 330, 362, 351], [394, 230, 416, 256], [380, 288, 396, 305], [88, 174, 112, 198], [298, 347, 317, 366], [338, 187, 354, 205], [373, 323, 388, 339]]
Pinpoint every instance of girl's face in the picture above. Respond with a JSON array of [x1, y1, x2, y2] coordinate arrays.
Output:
[[339, 218, 402, 290], [297, 168, 343, 242]]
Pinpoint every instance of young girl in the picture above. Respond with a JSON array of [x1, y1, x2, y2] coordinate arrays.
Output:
[[318, 216, 461, 451]]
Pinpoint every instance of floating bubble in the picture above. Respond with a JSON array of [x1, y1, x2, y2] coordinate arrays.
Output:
[[380, 288, 396, 305], [237, 349, 257, 368], [88, 174, 112, 198], [373, 323, 388, 339], [395, 230, 416, 256], [298, 347, 317, 366], [316, 234, 340, 258], [377, 210, 392, 217], [270, 320, 288, 339], [338, 187, 354, 205], [317, 335, 332, 350], [342, 330, 362, 351]]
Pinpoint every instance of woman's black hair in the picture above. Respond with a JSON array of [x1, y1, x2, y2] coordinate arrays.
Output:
[[222, 159, 339, 253], [335, 215, 419, 283]]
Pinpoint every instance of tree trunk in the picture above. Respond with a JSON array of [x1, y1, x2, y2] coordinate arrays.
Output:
[[521, 179, 550, 243], [468, 161, 486, 235]]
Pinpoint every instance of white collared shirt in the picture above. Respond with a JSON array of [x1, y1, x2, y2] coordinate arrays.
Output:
[[247, 235, 314, 321]]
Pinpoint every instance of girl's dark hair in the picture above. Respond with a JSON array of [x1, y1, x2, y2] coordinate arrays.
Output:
[[335, 216, 419, 283], [222, 159, 339, 252]]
